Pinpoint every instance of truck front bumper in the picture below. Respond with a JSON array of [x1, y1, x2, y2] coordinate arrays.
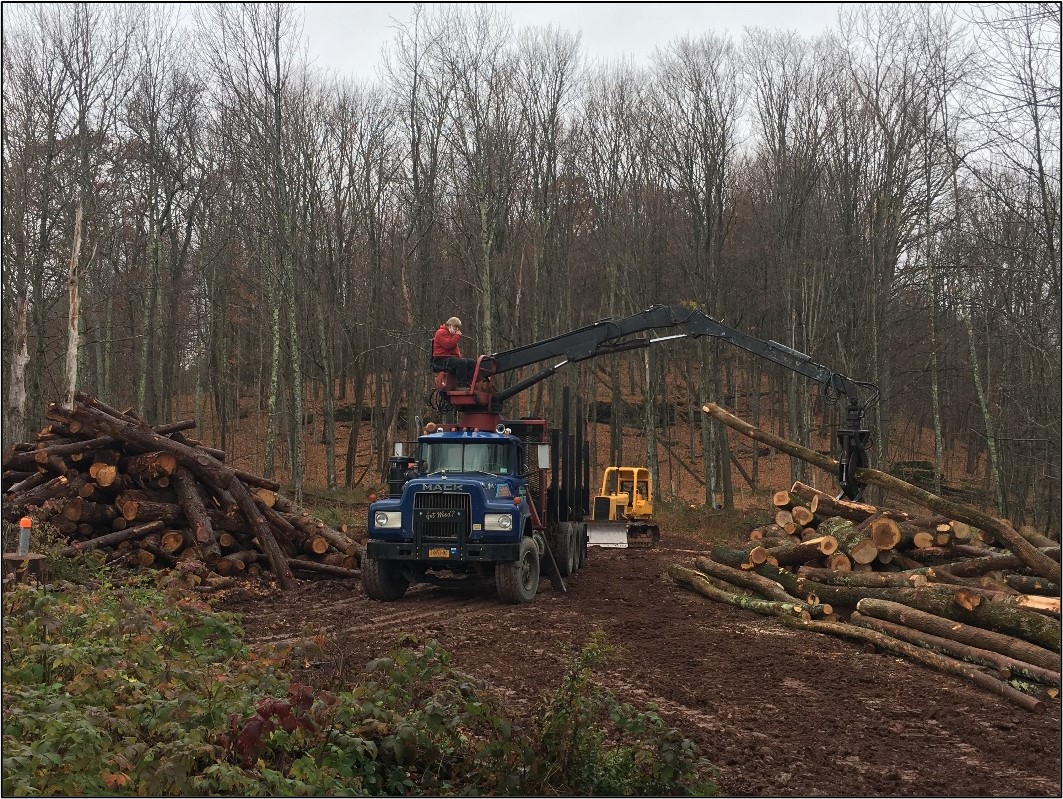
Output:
[[366, 540, 521, 562]]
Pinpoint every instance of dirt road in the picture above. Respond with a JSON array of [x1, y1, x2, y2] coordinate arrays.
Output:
[[232, 533, 1061, 796]]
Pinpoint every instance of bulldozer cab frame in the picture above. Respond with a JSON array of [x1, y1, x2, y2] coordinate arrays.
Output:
[[589, 466, 659, 548], [598, 467, 652, 521]]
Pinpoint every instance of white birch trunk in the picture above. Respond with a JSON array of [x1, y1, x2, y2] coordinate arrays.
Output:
[[5, 293, 31, 450], [64, 204, 83, 409]]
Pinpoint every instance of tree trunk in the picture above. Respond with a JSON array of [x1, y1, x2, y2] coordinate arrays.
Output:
[[670, 564, 811, 620], [63, 204, 83, 410], [228, 477, 295, 590], [704, 403, 1060, 584], [4, 293, 31, 451], [288, 558, 360, 579], [710, 544, 1060, 652], [777, 615, 1044, 713], [820, 516, 878, 565], [849, 611, 1059, 685], [693, 556, 829, 616], [173, 466, 220, 563], [761, 536, 839, 568], [795, 567, 928, 588], [855, 598, 1061, 673], [62, 520, 166, 555]]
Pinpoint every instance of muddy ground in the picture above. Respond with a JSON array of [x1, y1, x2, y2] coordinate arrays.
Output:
[[230, 530, 1062, 796]]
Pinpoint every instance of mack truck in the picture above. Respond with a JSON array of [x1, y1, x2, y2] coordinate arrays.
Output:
[[364, 304, 879, 604]]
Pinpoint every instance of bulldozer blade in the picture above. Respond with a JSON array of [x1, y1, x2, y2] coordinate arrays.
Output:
[[586, 522, 630, 548]]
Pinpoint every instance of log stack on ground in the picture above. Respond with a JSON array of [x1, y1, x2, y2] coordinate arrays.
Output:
[[670, 403, 1061, 713], [2, 394, 363, 589]]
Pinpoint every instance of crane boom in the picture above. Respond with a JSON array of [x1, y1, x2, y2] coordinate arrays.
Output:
[[485, 306, 876, 408], [432, 305, 878, 500]]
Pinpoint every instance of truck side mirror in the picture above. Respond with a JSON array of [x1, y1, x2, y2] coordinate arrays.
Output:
[[537, 444, 550, 471]]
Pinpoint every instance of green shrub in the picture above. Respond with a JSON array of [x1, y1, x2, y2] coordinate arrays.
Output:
[[2, 578, 292, 796], [528, 631, 715, 796], [3, 581, 714, 796]]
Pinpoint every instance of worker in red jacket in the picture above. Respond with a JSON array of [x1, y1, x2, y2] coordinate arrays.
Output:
[[432, 316, 475, 387]]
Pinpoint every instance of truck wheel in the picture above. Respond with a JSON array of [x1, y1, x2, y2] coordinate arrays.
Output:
[[496, 536, 540, 604], [554, 522, 575, 577], [362, 556, 409, 601]]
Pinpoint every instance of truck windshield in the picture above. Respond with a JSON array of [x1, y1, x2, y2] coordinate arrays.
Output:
[[423, 442, 512, 475]]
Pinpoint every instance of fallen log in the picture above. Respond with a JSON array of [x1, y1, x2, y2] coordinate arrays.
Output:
[[866, 516, 902, 550], [820, 516, 878, 565], [855, 598, 1061, 673], [791, 505, 819, 529], [1004, 574, 1060, 596], [5, 471, 52, 496], [796, 566, 928, 588], [704, 403, 1060, 584], [288, 558, 360, 579], [772, 490, 795, 511], [119, 451, 178, 480], [61, 520, 166, 555], [173, 466, 220, 564], [762, 536, 838, 568], [227, 478, 295, 591], [669, 564, 811, 620], [896, 522, 938, 550], [777, 615, 1044, 713], [711, 544, 1061, 652], [790, 481, 917, 524], [851, 610, 1018, 679], [1017, 524, 1057, 550], [946, 548, 1060, 578], [693, 556, 830, 617]]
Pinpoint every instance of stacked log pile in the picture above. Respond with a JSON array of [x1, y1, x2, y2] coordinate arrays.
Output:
[[670, 403, 1062, 713], [2, 394, 363, 590]]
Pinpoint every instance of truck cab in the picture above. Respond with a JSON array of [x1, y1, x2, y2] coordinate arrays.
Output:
[[368, 429, 532, 565], [364, 419, 587, 604]]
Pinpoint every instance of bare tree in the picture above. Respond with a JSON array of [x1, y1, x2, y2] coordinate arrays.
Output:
[[1, 7, 73, 446], [50, 3, 139, 408], [438, 5, 525, 354], [196, 2, 308, 498], [652, 33, 741, 505]]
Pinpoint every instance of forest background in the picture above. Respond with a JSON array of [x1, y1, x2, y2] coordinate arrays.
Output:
[[2, 3, 1059, 532]]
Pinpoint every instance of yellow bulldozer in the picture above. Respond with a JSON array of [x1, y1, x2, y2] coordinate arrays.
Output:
[[586, 466, 660, 548]]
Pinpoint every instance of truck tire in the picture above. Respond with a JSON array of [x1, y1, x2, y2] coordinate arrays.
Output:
[[362, 556, 409, 601], [496, 536, 540, 604], [553, 522, 575, 577]]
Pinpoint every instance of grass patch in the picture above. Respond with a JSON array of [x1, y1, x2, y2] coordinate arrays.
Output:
[[3, 575, 715, 796], [655, 501, 772, 546]]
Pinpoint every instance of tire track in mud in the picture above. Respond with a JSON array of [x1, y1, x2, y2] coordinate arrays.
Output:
[[245, 589, 513, 644], [222, 535, 1061, 797]]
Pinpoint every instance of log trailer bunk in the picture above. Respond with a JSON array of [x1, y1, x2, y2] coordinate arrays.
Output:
[[364, 304, 879, 604]]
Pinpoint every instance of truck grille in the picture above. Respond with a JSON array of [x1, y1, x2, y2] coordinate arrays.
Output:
[[413, 492, 471, 542]]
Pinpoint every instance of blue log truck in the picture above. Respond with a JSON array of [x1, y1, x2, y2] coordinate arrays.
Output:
[[364, 305, 879, 604]]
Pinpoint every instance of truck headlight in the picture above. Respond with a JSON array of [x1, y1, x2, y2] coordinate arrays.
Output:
[[374, 511, 400, 529], [484, 513, 513, 531]]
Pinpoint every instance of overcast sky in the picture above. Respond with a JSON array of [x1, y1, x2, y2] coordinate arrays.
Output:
[[295, 2, 844, 81]]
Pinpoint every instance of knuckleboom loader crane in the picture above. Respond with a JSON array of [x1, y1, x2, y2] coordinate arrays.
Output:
[[364, 305, 878, 605]]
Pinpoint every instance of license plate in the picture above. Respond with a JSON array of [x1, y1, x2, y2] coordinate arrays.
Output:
[[428, 548, 450, 559]]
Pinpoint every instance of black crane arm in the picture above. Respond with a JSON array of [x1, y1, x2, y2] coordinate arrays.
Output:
[[477, 305, 878, 501], [486, 305, 877, 409]]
